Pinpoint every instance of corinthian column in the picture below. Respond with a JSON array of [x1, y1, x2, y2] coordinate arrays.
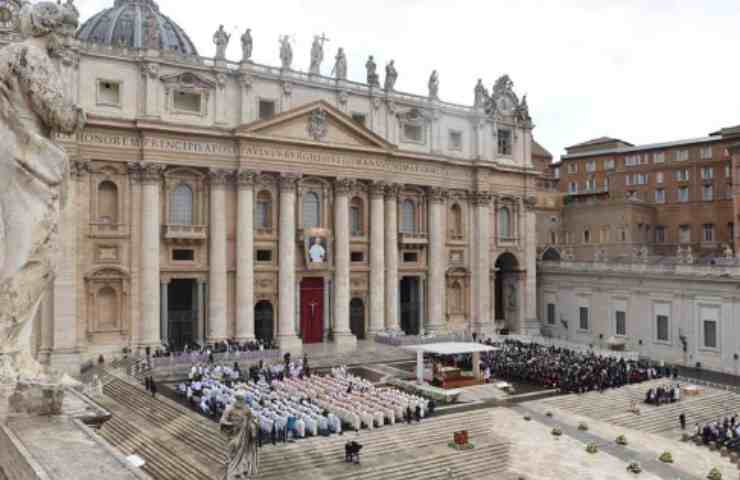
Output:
[[208, 169, 230, 342], [368, 182, 386, 335], [384, 183, 402, 332], [140, 163, 165, 348], [471, 191, 492, 335], [278, 174, 302, 352], [333, 178, 357, 346], [428, 187, 447, 333], [236, 169, 256, 341]]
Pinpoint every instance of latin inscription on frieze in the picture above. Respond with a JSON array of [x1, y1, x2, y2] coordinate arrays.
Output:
[[56, 131, 237, 156]]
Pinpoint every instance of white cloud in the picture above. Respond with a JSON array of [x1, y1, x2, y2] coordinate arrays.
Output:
[[76, 0, 740, 159]]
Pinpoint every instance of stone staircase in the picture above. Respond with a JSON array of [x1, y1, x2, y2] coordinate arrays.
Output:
[[95, 369, 510, 480]]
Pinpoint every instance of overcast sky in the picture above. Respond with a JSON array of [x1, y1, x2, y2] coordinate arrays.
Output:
[[76, 0, 739, 160]]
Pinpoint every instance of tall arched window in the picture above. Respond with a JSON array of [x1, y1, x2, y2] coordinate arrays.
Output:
[[303, 191, 320, 229], [256, 191, 272, 229], [450, 281, 463, 313], [450, 203, 463, 237], [170, 184, 194, 225], [350, 197, 363, 236], [400, 199, 416, 233], [97, 181, 118, 224], [498, 207, 511, 239], [97, 286, 119, 330]]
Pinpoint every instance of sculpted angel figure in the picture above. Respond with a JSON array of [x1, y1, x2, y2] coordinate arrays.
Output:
[[220, 393, 259, 479], [0, 1, 85, 380]]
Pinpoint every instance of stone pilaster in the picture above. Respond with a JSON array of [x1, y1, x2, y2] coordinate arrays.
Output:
[[278, 174, 303, 352], [427, 187, 447, 333], [141, 62, 160, 118], [160, 281, 169, 344], [208, 168, 230, 342], [333, 178, 357, 346], [368, 181, 386, 335], [236, 169, 256, 341], [239, 72, 254, 124], [384, 183, 402, 332], [215, 72, 228, 125], [139, 163, 165, 349], [471, 191, 493, 335], [522, 195, 540, 334]]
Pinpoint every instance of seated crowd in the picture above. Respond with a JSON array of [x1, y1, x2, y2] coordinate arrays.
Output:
[[480, 339, 669, 394], [644, 383, 681, 405], [151, 338, 278, 359], [694, 415, 740, 450], [174, 358, 430, 446]]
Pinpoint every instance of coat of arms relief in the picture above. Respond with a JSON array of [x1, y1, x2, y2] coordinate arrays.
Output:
[[307, 109, 328, 141]]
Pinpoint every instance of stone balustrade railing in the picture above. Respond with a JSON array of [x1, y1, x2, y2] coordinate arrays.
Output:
[[540, 259, 740, 278], [163, 224, 208, 241]]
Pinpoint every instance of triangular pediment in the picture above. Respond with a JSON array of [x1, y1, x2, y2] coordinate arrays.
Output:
[[237, 100, 395, 151]]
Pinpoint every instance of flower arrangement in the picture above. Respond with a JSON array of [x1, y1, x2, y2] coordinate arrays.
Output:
[[658, 451, 673, 463], [626, 461, 642, 474], [585, 442, 599, 454], [551, 426, 562, 437], [707, 467, 722, 480], [578, 422, 589, 431], [616, 435, 628, 446]]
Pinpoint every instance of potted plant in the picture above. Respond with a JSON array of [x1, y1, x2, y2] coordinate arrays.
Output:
[[626, 461, 642, 474], [658, 452, 673, 463], [706, 467, 722, 480], [586, 442, 599, 454], [616, 435, 628, 446]]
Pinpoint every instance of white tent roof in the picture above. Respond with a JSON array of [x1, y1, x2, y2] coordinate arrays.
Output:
[[403, 342, 498, 355]]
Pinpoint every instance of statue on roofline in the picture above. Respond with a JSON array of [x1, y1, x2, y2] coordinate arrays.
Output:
[[213, 24, 230, 60]]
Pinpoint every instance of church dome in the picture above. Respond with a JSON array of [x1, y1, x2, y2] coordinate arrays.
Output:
[[76, 0, 198, 56]]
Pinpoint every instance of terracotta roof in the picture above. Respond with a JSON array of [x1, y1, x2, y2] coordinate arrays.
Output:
[[566, 137, 633, 149], [532, 140, 552, 159]]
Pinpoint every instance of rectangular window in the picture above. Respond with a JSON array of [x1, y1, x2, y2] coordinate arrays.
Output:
[[655, 226, 666, 243], [703, 184, 714, 201], [351, 112, 367, 126], [703, 224, 714, 242], [585, 177, 596, 191], [256, 249, 273, 262], [97, 79, 121, 106], [547, 303, 556, 325], [679, 225, 691, 243], [579, 307, 589, 331], [403, 252, 418, 263], [625, 154, 641, 167], [448, 130, 463, 151], [615, 311, 626, 336], [675, 149, 689, 162], [654, 152, 665, 163], [404, 124, 424, 143], [172, 249, 195, 261], [701, 167, 714, 179], [586, 160, 596, 172], [726, 164, 731, 178], [350, 206, 362, 236], [604, 159, 615, 170], [656, 172, 664, 184], [567, 163, 577, 174], [351, 251, 365, 263], [603, 177, 609, 192], [657, 315, 669, 342], [703, 320, 717, 349], [674, 169, 690, 181], [626, 175, 633, 186], [655, 189, 665, 203], [553, 167, 560, 179], [700, 146, 713, 160], [497, 129, 512, 155], [258, 99, 276, 120], [568, 182, 577, 194], [678, 186, 689, 202], [173, 91, 202, 113]]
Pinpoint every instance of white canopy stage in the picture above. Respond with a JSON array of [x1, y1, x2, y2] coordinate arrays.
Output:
[[403, 343, 499, 385]]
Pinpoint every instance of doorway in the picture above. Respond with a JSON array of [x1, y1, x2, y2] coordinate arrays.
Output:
[[495, 253, 520, 331], [350, 298, 366, 340], [254, 301, 274, 344], [400, 277, 421, 335], [300, 277, 324, 343], [168, 279, 197, 350]]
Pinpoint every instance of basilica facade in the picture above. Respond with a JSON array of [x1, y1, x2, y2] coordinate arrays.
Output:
[[2, 0, 540, 370]]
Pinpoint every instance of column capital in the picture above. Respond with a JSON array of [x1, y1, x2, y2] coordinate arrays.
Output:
[[428, 187, 448, 204], [335, 177, 356, 195], [237, 168, 257, 187], [370, 181, 387, 198], [208, 168, 232, 186], [385, 183, 402, 199], [279, 173, 301, 191], [471, 191, 493, 206], [523, 195, 537, 211], [69, 159, 92, 178], [136, 162, 166, 185]]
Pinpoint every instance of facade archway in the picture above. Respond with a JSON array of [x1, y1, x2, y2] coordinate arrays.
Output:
[[542, 247, 561, 262], [255, 301, 274, 343], [350, 298, 365, 340], [495, 252, 521, 333]]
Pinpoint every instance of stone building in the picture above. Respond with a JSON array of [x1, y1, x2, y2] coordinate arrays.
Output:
[[3, 0, 541, 371]]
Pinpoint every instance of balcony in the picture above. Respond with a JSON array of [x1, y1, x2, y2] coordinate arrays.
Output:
[[164, 224, 208, 243]]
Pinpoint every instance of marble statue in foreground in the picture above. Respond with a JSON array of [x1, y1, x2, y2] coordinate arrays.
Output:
[[0, 1, 85, 385], [220, 393, 259, 480]]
